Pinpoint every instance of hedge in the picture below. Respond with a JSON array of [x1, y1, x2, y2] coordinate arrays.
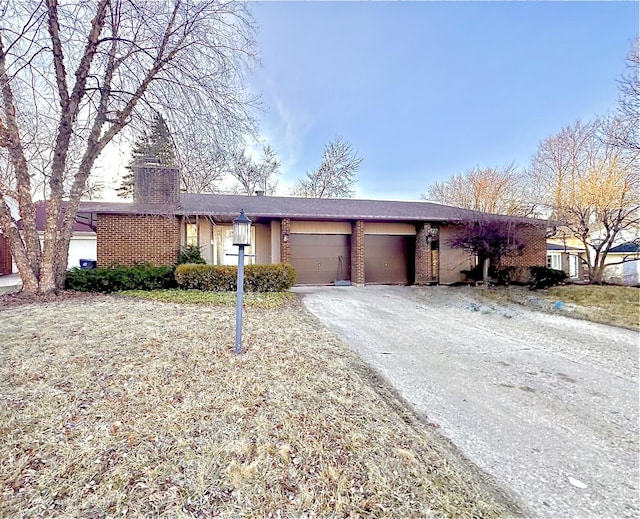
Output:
[[65, 264, 176, 293], [175, 263, 296, 292]]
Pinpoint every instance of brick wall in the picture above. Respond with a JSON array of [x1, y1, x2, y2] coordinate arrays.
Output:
[[415, 224, 437, 284], [280, 218, 291, 263], [0, 233, 12, 275], [351, 220, 365, 285], [502, 223, 548, 282], [97, 214, 180, 267]]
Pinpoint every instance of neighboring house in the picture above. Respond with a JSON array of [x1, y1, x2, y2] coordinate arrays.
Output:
[[546, 243, 586, 281], [3, 201, 97, 275], [32, 201, 98, 270], [78, 165, 547, 285], [602, 242, 640, 286]]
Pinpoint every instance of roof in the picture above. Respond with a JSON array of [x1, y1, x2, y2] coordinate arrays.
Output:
[[82, 194, 545, 225], [609, 242, 640, 254], [17, 201, 96, 233], [547, 243, 584, 252]]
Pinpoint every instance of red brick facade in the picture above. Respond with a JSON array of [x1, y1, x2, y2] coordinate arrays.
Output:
[[502, 223, 548, 281], [280, 218, 291, 263], [350, 220, 365, 285], [0, 233, 12, 275], [415, 223, 438, 284], [97, 214, 180, 267]]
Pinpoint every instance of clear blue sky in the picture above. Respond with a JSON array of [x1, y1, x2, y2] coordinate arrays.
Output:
[[248, 1, 638, 200]]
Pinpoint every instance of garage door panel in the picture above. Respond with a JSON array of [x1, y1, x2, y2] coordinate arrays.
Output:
[[365, 235, 414, 285], [290, 234, 350, 285]]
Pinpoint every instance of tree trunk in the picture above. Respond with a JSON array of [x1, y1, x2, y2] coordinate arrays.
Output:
[[482, 257, 490, 289]]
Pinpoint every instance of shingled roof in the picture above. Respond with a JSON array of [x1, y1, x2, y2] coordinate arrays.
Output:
[[80, 194, 544, 225]]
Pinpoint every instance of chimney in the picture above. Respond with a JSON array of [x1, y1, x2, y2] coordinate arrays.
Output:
[[134, 163, 180, 208]]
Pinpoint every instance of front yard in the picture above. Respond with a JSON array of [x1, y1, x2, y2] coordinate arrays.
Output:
[[0, 294, 516, 518], [475, 284, 639, 330]]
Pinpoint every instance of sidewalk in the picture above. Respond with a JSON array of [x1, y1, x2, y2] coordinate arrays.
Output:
[[0, 273, 22, 294]]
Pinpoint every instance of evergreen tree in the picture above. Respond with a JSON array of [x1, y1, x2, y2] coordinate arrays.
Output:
[[116, 114, 177, 198]]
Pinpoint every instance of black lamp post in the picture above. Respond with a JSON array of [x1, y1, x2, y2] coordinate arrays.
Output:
[[233, 209, 252, 354]]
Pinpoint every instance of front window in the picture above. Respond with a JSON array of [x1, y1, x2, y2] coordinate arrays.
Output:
[[547, 253, 561, 270], [186, 223, 198, 247]]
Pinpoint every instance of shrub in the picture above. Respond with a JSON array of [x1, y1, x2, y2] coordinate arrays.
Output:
[[175, 263, 296, 292], [529, 266, 568, 290], [177, 245, 206, 265], [175, 264, 237, 291], [461, 264, 516, 286], [65, 264, 176, 293], [245, 263, 296, 292]]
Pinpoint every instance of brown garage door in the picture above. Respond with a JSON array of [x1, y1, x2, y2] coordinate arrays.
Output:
[[365, 235, 414, 285], [289, 234, 351, 285]]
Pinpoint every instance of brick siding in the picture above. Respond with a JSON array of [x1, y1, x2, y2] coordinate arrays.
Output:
[[502, 224, 548, 282], [280, 218, 291, 263], [0, 233, 12, 275], [97, 214, 180, 267], [415, 223, 437, 284], [350, 220, 365, 285]]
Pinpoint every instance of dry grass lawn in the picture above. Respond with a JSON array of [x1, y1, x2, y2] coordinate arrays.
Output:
[[0, 294, 516, 518], [477, 284, 639, 330]]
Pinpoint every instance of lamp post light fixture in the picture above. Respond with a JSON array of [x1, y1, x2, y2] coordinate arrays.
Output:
[[233, 209, 252, 354]]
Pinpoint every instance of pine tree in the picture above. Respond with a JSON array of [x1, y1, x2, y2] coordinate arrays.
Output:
[[116, 114, 177, 198]]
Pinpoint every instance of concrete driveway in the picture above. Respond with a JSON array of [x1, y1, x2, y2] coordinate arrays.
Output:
[[296, 285, 639, 519]]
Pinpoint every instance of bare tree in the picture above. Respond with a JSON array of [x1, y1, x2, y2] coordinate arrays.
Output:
[[531, 118, 640, 283], [449, 217, 526, 287], [0, 0, 257, 293], [290, 138, 362, 198], [424, 164, 535, 216], [229, 143, 280, 195], [608, 38, 639, 151]]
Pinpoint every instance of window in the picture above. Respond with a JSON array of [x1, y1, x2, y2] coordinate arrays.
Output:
[[186, 223, 198, 247], [547, 253, 561, 270]]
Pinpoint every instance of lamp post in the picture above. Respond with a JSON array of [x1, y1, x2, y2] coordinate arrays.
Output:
[[232, 209, 252, 354]]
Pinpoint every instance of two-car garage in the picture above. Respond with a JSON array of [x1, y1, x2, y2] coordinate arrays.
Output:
[[289, 221, 416, 285]]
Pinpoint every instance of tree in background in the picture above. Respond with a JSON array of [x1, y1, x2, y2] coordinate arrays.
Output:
[[424, 164, 534, 216], [531, 118, 640, 283], [0, 0, 256, 293], [229, 143, 281, 195], [291, 138, 362, 198], [116, 113, 177, 198], [608, 38, 639, 151]]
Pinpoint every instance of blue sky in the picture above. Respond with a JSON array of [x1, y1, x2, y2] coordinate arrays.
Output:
[[248, 1, 639, 200]]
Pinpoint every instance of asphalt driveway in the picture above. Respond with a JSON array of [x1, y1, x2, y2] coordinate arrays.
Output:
[[296, 285, 639, 519]]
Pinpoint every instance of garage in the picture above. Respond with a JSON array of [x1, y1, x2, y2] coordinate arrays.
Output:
[[364, 235, 414, 284], [289, 234, 351, 285]]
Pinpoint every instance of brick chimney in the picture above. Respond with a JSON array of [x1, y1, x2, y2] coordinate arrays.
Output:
[[133, 161, 180, 209]]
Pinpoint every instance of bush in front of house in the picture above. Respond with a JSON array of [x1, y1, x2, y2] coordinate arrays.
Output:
[[245, 263, 296, 292], [176, 245, 206, 265], [528, 266, 568, 290], [461, 264, 516, 286], [65, 264, 177, 293], [175, 263, 296, 292]]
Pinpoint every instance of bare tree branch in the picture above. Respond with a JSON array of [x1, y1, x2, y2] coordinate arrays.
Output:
[[291, 138, 362, 198]]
